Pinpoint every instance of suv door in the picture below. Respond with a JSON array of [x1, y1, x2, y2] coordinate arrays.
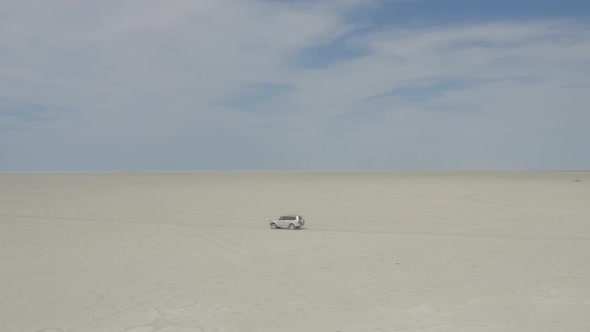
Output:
[[282, 216, 294, 228], [278, 216, 288, 228]]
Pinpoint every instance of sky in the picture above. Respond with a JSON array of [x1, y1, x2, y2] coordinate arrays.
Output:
[[1, 0, 589, 171]]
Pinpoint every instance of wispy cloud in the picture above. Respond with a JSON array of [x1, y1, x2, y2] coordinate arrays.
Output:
[[0, 98, 52, 122], [223, 82, 293, 113], [0, 0, 589, 170], [365, 79, 471, 103]]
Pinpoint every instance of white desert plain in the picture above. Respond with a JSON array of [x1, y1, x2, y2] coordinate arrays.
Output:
[[1, 171, 589, 332]]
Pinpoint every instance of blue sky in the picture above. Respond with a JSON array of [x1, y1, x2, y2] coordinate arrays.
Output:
[[1, 0, 589, 170]]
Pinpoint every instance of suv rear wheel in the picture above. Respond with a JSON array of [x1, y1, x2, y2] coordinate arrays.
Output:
[[289, 224, 295, 230]]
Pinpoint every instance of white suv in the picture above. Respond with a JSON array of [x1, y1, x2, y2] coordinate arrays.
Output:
[[269, 215, 305, 230]]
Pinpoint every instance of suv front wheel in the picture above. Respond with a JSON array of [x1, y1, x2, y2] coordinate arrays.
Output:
[[270, 223, 277, 229]]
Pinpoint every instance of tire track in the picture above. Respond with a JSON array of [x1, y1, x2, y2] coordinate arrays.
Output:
[[185, 226, 255, 259]]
